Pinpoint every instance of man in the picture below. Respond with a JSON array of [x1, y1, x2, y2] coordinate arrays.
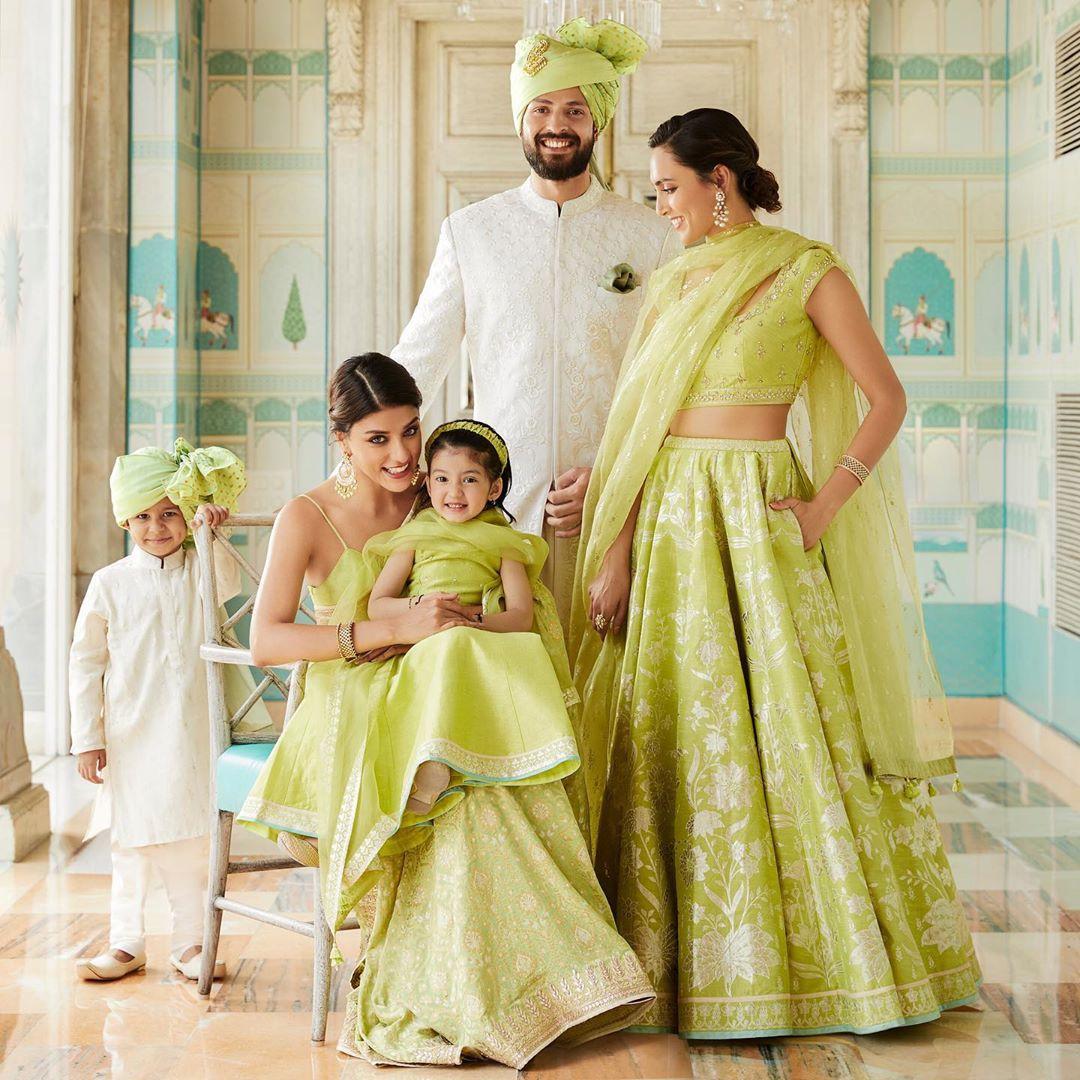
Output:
[[392, 18, 677, 619]]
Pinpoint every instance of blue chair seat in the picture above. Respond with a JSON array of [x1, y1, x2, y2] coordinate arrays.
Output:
[[217, 742, 275, 814]]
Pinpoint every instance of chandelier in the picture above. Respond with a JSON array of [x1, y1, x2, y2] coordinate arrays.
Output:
[[699, 0, 799, 29], [522, 0, 663, 49]]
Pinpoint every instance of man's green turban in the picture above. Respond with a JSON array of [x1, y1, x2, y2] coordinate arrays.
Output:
[[110, 437, 246, 527], [511, 18, 648, 134]]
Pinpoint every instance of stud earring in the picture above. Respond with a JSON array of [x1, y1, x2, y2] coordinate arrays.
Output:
[[334, 453, 357, 500], [712, 186, 729, 230]]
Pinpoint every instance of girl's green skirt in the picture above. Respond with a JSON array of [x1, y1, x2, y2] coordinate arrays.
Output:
[[595, 436, 981, 1038]]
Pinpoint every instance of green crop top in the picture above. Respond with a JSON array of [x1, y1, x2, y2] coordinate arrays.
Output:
[[681, 245, 836, 409]]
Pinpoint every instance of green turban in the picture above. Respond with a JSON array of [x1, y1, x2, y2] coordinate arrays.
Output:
[[110, 437, 246, 527], [511, 18, 648, 135]]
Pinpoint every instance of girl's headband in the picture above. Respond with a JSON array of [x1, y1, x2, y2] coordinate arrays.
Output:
[[425, 420, 509, 471]]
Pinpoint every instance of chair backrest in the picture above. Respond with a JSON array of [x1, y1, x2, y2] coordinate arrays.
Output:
[[194, 515, 311, 759]]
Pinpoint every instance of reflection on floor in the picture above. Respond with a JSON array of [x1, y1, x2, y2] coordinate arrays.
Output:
[[1, 729, 1078, 1078]]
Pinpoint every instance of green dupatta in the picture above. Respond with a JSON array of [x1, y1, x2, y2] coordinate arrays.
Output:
[[569, 224, 955, 848]]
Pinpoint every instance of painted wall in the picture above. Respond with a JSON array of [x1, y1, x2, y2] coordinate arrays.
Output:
[[127, 0, 328, 570], [1004, 0, 1080, 741], [870, 0, 1008, 694]]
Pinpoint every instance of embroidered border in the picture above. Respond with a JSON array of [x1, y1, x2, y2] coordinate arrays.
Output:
[[682, 384, 799, 408], [237, 796, 318, 836]]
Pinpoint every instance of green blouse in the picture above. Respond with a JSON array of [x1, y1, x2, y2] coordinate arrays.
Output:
[[681, 243, 836, 409]]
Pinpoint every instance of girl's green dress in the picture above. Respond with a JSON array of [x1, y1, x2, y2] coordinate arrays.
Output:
[[571, 224, 982, 1040], [240, 502, 653, 1066]]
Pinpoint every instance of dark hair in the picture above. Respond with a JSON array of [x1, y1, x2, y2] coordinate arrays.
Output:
[[421, 421, 515, 522], [648, 109, 782, 214], [328, 353, 422, 435]]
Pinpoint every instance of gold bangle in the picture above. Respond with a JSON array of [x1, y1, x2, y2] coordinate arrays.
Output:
[[837, 454, 870, 485], [337, 622, 358, 662]]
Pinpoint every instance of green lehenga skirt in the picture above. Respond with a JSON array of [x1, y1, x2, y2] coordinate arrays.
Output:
[[594, 436, 981, 1038]]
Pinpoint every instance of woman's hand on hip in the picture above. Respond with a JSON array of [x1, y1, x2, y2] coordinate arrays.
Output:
[[393, 592, 473, 644], [587, 550, 631, 639], [769, 496, 831, 550]]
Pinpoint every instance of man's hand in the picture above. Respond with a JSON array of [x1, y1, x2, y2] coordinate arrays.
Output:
[[77, 749, 107, 784], [545, 467, 592, 538]]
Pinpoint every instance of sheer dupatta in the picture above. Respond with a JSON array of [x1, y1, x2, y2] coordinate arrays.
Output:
[[569, 224, 954, 849]]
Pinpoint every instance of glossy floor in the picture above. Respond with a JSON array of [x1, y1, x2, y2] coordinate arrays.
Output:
[[1, 728, 1077, 1079]]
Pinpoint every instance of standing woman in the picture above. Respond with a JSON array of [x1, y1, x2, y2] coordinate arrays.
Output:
[[571, 110, 981, 1040], [243, 353, 653, 1067]]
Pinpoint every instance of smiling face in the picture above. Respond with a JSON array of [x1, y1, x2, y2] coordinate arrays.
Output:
[[427, 447, 503, 523], [337, 405, 422, 494], [125, 497, 188, 557], [650, 144, 729, 247], [521, 87, 597, 181]]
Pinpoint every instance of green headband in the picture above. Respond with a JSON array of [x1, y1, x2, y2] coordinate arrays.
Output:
[[425, 421, 510, 471]]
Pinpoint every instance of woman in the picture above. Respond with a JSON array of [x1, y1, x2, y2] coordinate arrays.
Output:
[[571, 110, 981, 1040], [242, 353, 653, 1066]]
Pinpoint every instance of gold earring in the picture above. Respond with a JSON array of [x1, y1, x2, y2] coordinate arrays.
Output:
[[334, 454, 357, 500], [713, 186, 729, 229], [410, 466, 422, 486]]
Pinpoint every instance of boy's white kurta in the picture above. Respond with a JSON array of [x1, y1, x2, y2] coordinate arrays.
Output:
[[69, 544, 240, 848], [392, 177, 676, 617]]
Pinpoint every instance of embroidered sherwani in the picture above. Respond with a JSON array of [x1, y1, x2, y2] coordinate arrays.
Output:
[[392, 177, 676, 618]]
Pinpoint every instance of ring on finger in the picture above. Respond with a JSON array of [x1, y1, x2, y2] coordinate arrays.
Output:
[[594, 613, 607, 632]]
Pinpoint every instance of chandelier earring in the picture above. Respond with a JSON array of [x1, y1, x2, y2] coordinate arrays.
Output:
[[712, 185, 730, 230], [410, 465, 422, 487], [334, 452, 357, 500]]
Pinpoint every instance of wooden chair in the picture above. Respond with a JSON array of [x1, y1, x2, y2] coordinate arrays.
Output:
[[193, 515, 333, 1043]]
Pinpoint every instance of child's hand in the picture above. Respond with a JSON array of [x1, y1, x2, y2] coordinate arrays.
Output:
[[193, 504, 230, 529], [77, 749, 107, 784]]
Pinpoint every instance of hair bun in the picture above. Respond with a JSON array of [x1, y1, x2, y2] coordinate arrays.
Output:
[[741, 165, 782, 214]]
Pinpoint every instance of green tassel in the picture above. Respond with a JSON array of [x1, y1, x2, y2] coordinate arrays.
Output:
[[952, 776, 963, 793], [927, 781, 937, 797], [902, 780, 919, 800], [869, 779, 883, 797], [331, 943, 344, 967]]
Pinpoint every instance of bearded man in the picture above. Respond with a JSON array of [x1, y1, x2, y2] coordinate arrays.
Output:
[[392, 18, 676, 620]]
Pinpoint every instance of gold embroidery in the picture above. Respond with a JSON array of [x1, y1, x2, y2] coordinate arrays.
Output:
[[523, 38, 550, 76], [682, 385, 799, 408]]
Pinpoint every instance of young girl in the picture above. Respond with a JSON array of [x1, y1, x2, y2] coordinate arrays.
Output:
[[363, 419, 581, 815]]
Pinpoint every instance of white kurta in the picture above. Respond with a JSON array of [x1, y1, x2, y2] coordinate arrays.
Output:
[[392, 177, 678, 617], [69, 543, 240, 848]]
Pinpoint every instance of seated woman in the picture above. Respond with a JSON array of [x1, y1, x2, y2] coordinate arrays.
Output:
[[240, 352, 653, 1067]]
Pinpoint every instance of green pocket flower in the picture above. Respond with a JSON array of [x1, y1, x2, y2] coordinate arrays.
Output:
[[602, 263, 639, 294]]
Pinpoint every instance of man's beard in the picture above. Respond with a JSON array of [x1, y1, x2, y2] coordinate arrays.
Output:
[[523, 131, 595, 181]]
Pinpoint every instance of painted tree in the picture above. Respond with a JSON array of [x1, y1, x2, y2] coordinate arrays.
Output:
[[281, 274, 306, 350]]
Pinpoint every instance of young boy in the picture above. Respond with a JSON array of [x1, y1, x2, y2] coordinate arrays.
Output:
[[69, 439, 247, 981]]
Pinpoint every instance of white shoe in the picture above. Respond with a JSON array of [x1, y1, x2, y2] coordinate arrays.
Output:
[[170, 948, 226, 981], [277, 831, 319, 867], [76, 950, 146, 981]]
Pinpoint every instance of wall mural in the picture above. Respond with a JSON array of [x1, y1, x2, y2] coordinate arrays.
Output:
[[128, 235, 178, 348], [884, 247, 955, 356], [197, 241, 239, 350]]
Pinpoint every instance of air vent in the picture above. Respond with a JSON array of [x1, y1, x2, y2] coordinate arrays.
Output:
[[1057, 24, 1080, 158], [1055, 393, 1080, 637]]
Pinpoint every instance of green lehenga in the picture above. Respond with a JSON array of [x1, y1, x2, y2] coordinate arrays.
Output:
[[240, 505, 653, 1065], [596, 437, 980, 1035], [570, 224, 981, 1040]]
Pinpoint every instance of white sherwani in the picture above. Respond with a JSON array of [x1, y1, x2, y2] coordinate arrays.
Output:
[[393, 177, 677, 617], [69, 543, 239, 849]]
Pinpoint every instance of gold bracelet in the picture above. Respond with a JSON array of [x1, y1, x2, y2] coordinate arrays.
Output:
[[837, 454, 870, 485], [337, 622, 359, 662]]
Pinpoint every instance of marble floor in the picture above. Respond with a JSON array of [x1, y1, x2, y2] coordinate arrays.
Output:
[[1, 729, 1078, 1079]]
